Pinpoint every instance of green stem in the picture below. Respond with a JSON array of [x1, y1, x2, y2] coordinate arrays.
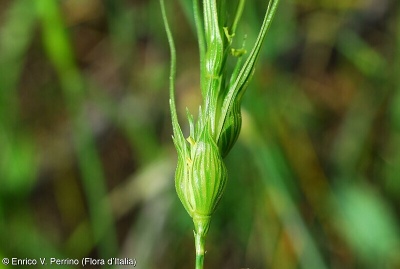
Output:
[[194, 232, 206, 269], [193, 215, 210, 269], [160, 0, 186, 146], [231, 0, 246, 35], [193, 0, 206, 95]]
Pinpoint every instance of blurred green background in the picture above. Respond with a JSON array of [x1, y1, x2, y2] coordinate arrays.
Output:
[[1, 0, 400, 268]]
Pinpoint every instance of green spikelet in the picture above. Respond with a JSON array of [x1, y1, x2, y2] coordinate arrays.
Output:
[[218, 98, 242, 158], [190, 126, 227, 217], [174, 121, 227, 228]]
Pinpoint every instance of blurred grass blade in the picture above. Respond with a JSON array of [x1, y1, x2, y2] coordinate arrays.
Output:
[[35, 0, 118, 259], [333, 182, 400, 267], [0, 0, 37, 199], [241, 113, 329, 269]]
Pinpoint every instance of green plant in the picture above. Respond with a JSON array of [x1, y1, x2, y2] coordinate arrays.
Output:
[[160, 0, 279, 268]]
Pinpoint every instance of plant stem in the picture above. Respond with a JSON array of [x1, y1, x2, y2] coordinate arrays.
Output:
[[192, 0, 206, 93], [194, 231, 206, 269]]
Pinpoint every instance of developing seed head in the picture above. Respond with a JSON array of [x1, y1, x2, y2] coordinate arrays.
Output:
[[174, 125, 227, 227], [217, 99, 242, 158]]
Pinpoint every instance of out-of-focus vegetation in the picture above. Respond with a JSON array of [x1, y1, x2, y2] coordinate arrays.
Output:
[[0, 0, 399, 268]]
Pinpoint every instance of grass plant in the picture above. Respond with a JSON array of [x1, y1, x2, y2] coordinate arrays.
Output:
[[160, 0, 280, 268]]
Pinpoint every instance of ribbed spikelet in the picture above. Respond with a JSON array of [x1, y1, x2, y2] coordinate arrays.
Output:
[[174, 122, 227, 224], [218, 99, 242, 158]]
